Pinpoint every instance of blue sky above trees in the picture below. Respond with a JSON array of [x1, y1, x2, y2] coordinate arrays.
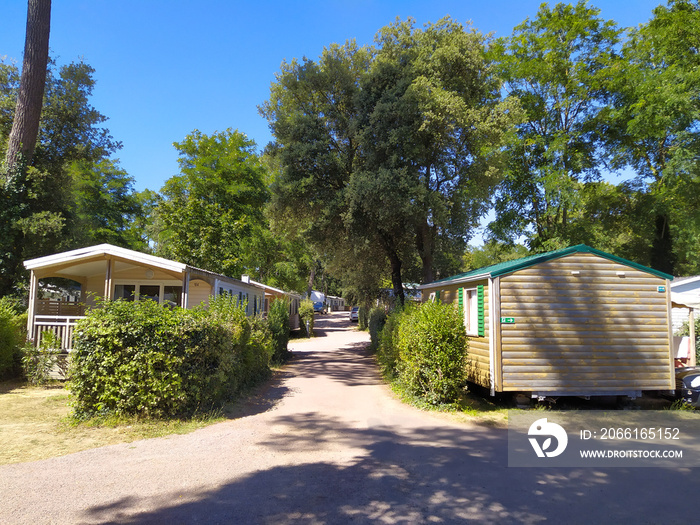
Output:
[[1, 0, 663, 193]]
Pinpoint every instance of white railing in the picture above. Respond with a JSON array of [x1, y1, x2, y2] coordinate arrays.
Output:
[[32, 315, 86, 352]]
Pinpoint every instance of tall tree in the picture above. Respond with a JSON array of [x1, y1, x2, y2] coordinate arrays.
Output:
[[263, 18, 518, 300], [4, 0, 51, 171], [360, 17, 519, 283], [262, 41, 378, 294], [154, 129, 269, 278], [1, 58, 141, 296], [601, 0, 700, 274], [489, 1, 621, 251]]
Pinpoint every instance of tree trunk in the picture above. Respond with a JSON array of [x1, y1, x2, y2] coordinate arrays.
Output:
[[650, 213, 676, 276], [387, 249, 405, 305], [306, 264, 316, 299], [4, 0, 52, 171], [416, 221, 434, 284]]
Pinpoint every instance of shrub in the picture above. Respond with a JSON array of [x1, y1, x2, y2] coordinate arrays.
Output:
[[395, 301, 467, 405], [267, 298, 290, 363], [368, 307, 387, 353], [299, 298, 315, 337], [358, 305, 369, 330], [376, 304, 411, 378], [69, 296, 273, 419], [22, 331, 64, 385], [0, 297, 26, 379]]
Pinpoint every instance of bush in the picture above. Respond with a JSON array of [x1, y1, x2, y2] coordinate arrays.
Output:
[[358, 305, 370, 330], [268, 298, 290, 363], [69, 296, 273, 419], [0, 297, 26, 379], [299, 298, 315, 337], [22, 331, 65, 385], [395, 301, 467, 405], [376, 304, 411, 378], [368, 307, 387, 353]]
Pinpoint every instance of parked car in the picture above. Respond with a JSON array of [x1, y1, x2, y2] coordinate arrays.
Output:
[[349, 306, 359, 322], [675, 367, 700, 407], [313, 301, 326, 314]]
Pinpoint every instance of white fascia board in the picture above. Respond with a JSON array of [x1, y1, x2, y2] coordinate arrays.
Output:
[[417, 272, 490, 290], [24, 243, 187, 274], [671, 276, 700, 289]]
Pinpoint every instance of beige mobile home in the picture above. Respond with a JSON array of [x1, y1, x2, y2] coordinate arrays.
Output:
[[24, 244, 267, 351], [419, 245, 675, 398]]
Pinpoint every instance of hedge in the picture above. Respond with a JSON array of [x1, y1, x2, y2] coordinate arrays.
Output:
[[69, 296, 275, 418], [378, 301, 467, 405]]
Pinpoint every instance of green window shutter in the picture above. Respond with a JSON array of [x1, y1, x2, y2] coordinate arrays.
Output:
[[458, 287, 464, 315], [435, 290, 440, 303], [477, 285, 485, 337]]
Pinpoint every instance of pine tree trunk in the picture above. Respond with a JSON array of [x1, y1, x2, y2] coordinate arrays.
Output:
[[4, 0, 52, 170]]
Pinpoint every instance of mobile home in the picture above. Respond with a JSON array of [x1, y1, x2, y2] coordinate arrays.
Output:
[[419, 245, 675, 398], [24, 244, 267, 351]]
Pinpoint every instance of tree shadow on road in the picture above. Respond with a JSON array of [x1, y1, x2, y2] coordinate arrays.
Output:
[[80, 411, 697, 525]]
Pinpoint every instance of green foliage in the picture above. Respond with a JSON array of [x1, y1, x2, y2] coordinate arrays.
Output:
[[0, 297, 25, 378], [69, 296, 273, 419], [394, 301, 467, 405], [154, 129, 270, 279], [267, 298, 290, 363], [489, 1, 621, 252], [376, 304, 412, 378], [1, 58, 149, 295], [357, 305, 369, 331], [463, 241, 530, 271], [298, 298, 315, 337], [263, 18, 518, 300], [22, 331, 64, 385], [599, 0, 700, 274], [367, 307, 387, 353]]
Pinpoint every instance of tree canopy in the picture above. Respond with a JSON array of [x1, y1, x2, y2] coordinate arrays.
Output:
[[262, 17, 519, 302]]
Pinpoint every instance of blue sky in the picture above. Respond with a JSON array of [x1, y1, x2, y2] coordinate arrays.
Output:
[[1, 0, 664, 193]]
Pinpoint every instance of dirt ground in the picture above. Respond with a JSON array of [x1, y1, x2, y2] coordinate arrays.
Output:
[[0, 311, 698, 524]]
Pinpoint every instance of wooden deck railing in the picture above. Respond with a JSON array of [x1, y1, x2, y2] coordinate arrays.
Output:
[[36, 299, 85, 316], [32, 315, 85, 352]]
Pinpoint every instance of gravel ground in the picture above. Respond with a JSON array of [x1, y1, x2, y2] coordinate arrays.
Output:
[[0, 311, 698, 524]]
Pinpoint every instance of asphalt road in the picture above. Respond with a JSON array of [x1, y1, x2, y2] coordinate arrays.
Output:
[[0, 311, 697, 524]]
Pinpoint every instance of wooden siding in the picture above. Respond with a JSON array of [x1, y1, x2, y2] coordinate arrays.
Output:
[[188, 279, 211, 308], [498, 253, 673, 393], [423, 280, 491, 388]]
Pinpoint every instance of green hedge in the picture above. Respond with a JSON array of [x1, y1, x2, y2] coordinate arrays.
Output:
[[378, 301, 467, 405], [299, 298, 315, 337], [0, 297, 26, 379], [69, 296, 274, 418], [268, 298, 291, 363], [368, 307, 387, 353]]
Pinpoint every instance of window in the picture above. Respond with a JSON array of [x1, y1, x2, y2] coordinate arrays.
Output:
[[113, 283, 182, 307], [163, 286, 183, 307], [140, 285, 160, 303], [459, 286, 484, 337], [115, 284, 136, 301]]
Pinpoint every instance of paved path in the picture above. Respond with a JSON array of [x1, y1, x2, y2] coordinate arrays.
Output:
[[0, 312, 698, 523]]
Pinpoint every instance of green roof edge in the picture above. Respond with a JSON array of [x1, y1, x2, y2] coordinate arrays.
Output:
[[426, 244, 673, 286]]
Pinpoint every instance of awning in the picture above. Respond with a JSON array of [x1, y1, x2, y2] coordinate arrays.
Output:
[[672, 292, 700, 309]]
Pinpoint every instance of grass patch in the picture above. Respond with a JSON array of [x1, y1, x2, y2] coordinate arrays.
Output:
[[0, 380, 228, 465], [387, 378, 510, 427]]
